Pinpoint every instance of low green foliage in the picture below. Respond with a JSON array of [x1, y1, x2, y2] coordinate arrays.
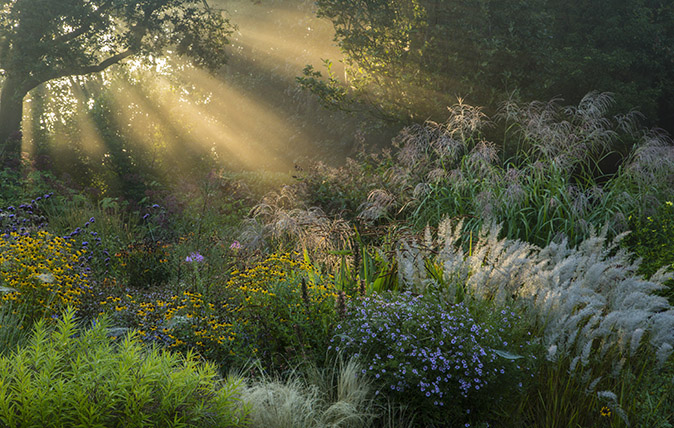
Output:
[[507, 349, 674, 428], [0, 308, 248, 428], [114, 240, 175, 288], [0, 304, 28, 356], [624, 201, 674, 302]]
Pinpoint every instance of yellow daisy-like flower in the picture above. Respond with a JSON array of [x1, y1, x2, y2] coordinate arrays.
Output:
[[600, 406, 611, 417]]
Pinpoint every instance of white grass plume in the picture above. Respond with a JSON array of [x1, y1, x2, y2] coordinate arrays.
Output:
[[396, 218, 674, 369], [240, 359, 376, 428]]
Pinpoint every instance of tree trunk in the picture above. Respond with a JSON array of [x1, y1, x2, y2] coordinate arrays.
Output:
[[0, 76, 28, 168]]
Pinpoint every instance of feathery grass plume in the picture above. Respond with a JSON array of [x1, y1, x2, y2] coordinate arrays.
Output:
[[497, 91, 618, 171], [357, 189, 395, 223], [240, 376, 321, 427], [245, 188, 351, 263], [621, 129, 674, 198], [597, 390, 630, 426], [240, 359, 375, 428], [397, 218, 674, 370], [443, 98, 489, 142], [395, 239, 437, 295]]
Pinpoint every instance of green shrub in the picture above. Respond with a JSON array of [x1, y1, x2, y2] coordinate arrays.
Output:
[[0, 168, 56, 208], [98, 252, 337, 372], [114, 240, 175, 288], [295, 156, 388, 223], [331, 292, 537, 426], [226, 252, 338, 370], [0, 308, 248, 428], [624, 200, 674, 302]]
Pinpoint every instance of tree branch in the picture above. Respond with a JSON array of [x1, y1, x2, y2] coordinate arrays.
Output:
[[70, 49, 137, 76], [30, 48, 136, 92]]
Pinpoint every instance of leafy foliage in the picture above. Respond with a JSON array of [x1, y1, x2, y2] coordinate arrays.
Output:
[[624, 200, 674, 302], [0, 303, 27, 356], [0, 308, 247, 427], [114, 240, 174, 288], [0, 0, 233, 162], [306, 0, 674, 131]]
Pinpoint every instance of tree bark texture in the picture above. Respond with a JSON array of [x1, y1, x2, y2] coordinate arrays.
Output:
[[0, 76, 27, 167]]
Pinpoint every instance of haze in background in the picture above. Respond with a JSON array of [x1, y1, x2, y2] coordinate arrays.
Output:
[[22, 0, 394, 185]]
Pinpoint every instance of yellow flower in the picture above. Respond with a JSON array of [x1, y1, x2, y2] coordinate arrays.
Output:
[[600, 406, 611, 417]]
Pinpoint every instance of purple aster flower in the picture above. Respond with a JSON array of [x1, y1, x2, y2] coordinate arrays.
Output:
[[186, 252, 204, 263], [229, 240, 242, 250]]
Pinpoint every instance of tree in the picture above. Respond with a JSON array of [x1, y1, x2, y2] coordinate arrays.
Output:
[[301, 0, 551, 124], [0, 0, 232, 165], [303, 0, 674, 132]]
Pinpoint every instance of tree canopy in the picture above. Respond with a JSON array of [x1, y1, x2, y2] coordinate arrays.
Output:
[[301, 0, 674, 132], [0, 0, 232, 166]]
